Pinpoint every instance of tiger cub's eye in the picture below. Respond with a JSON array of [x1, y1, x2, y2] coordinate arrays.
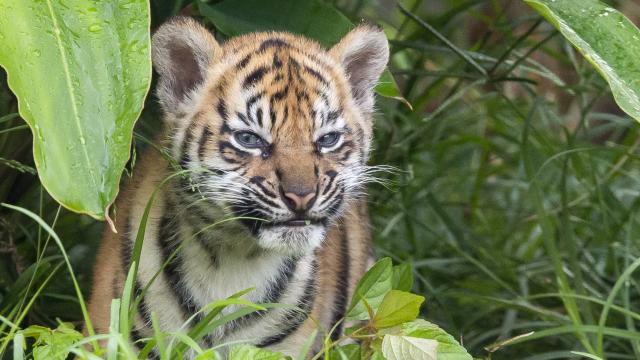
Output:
[[234, 131, 264, 148], [316, 132, 341, 148]]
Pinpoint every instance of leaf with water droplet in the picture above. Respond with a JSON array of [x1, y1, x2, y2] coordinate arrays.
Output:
[[526, 0, 640, 123], [0, 0, 151, 219]]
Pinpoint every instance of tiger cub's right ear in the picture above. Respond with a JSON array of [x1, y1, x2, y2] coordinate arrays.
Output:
[[152, 17, 219, 115]]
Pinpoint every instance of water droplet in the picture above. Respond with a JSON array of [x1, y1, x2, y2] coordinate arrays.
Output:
[[88, 24, 102, 32], [80, 136, 86, 145], [32, 49, 41, 57]]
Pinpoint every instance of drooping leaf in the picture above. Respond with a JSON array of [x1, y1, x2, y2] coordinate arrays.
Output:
[[197, 0, 407, 105], [392, 262, 414, 292], [373, 290, 424, 329], [346, 257, 393, 321], [381, 334, 438, 360], [0, 0, 152, 219], [402, 320, 473, 360], [525, 0, 640, 123]]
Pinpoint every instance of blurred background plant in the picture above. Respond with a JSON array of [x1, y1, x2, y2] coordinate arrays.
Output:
[[1, 0, 640, 359]]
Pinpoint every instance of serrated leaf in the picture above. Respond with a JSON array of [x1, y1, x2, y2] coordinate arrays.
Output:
[[382, 334, 438, 360], [0, 0, 151, 219], [346, 257, 393, 321], [525, 0, 640, 123], [373, 290, 424, 329], [402, 320, 473, 360], [197, 0, 407, 105], [392, 262, 414, 292]]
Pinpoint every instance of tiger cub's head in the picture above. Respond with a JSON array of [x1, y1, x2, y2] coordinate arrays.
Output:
[[152, 17, 388, 255]]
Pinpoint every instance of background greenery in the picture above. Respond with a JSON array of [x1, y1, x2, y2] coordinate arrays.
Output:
[[1, 0, 640, 359]]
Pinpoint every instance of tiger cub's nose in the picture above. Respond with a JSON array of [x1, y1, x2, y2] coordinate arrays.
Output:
[[281, 187, 317, 212]]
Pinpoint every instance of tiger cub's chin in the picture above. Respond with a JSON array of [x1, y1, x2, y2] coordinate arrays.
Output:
[[88, 15, 389, 358], [257, 223, 327, 256]]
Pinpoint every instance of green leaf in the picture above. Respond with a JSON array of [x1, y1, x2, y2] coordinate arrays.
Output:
[[197, 0, 407, 105], [402, 320, 473, 360], [373, 290, 424, 329], [328, 344, 361, 360], [0, 0, 152, 219], [525, 0, 640, 123], [381, 334, 438, 360], [229, 344, 286, 360], [392, 262, 414, 292], [346, 257, 393, 321], [21, 323, 83, 360]]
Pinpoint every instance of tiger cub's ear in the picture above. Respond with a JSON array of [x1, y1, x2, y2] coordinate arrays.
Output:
[[152, 17, 219, 116], [329, 24, 389, 115]]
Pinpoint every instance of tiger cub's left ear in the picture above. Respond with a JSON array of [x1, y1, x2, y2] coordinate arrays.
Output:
[[330, 24, 389, 114], [152, 17, 220, 117]]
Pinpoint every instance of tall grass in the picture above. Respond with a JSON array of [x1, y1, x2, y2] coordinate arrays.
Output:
[[1, 0, 640, 359]]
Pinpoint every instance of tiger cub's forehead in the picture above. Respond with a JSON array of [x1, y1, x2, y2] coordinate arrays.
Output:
[[201, 33, 352, 141]]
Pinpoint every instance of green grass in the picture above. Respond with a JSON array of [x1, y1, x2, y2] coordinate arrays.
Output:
[[1, 0, 640, 359]]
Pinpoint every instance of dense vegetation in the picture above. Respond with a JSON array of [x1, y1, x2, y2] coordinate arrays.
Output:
[[1, 0, 640, 359]]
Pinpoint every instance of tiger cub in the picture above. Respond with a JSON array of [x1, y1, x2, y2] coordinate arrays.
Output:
[[88, 16, 389, 357]]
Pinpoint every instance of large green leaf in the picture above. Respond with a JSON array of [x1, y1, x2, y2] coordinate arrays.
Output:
[[525, 0, 640, 123], [197, 0, 408, 106], [0, 0, 151, 219]]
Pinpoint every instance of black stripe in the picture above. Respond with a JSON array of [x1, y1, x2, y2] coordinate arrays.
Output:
[[325, 191, 344, 216], [257, 261, 317, 347], [320, 179, 341, 206], [303, 65, 329, 85], [326, 110, 341, 125], [236, 112, 251, 126], [330, 229, 350, 341], [198, 126, 213, 162], [250, 176, 277, 199], [219, 141, 249, 163], [237, 54, 251, 69], [217, 99, 228, 121], [259, 38, 291, 51], [256, 108, 264, 127], [179, 121, 198, 169], [322, 170, 338, 195], [158, 210, 201, 321], [243, 66, 269, 87]]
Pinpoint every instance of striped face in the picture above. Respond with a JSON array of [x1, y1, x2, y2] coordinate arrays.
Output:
[[153, 18, 388, 255]]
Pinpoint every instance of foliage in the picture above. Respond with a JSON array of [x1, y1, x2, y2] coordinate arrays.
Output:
[[0, 0, 151, 219], [1, 0, 640, 359]]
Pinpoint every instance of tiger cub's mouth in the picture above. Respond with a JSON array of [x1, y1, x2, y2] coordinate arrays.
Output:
[[267, 218, 326, 227]]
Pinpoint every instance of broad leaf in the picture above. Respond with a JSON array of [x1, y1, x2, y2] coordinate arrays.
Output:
[[525, 0, 640, 123], [346, 257, 393, 321], [373, 290, 424, 329], [392, 262, 414, 292], [0, 0, 151, 219], [197, 0, 407, 105], [403, 320, 473, 360], [381, 334, 438, 360]]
